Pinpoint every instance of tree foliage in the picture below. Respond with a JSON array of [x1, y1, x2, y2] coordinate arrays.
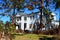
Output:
[[53, 0, 60, 9], [0, 20, 4, 32], [5, 21, 11, 34]]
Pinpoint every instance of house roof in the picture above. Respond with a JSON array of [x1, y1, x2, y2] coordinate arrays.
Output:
[[51, 12, 56, 16], [16, 12, 40, 17]]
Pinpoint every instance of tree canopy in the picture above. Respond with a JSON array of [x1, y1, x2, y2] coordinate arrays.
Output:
[[0, 0, 59, 23]]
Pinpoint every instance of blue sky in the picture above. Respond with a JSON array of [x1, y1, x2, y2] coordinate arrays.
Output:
[[0, 0, 59, 23]]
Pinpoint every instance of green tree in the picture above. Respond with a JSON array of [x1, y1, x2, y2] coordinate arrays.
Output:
[[53, 0, 60, 9], [53, 0, 60, 34], [0, 0, 25, 32], [0, 20, 4, 38], [10, 24, 15, 34], [55, 0, 60, 27], [29, 0, 53, 30], [0, 20, 4, 32], [43, 8, 54, 30], [1, 0, 25, 24], [5, 21, 11, 34], [29, 0, 44, 30]]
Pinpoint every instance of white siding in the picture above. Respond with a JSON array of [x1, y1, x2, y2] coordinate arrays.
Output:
[[16, 16, 33, 30]]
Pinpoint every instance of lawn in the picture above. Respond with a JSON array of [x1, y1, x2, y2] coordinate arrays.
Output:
[[11, 34, 59, 40]]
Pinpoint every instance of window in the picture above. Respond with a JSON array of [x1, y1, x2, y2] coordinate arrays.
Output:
[[33, 16, 34, 19], [17, 18, 20, 21], [19, 17, 21, 20], [30, 16, 32, 19], [24, 16, 27, 20], [16, 17, 21, 21], [30, 24, 32, 28]]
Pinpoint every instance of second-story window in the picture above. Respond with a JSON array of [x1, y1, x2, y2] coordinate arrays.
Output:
[[17, 18, 20, 21], [24, 16, 27, 20], [16, 17, 21, 21], [33, 16, 34, 19], [19, 17, 21, 20]]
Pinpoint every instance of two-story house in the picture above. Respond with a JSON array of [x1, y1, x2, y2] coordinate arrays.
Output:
[[15, 12, 57, 31], [15, 12, 40, 31]]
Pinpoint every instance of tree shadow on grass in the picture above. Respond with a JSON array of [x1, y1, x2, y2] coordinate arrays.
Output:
[[10, 34, 25, 40], [39, 36, 60, 40]]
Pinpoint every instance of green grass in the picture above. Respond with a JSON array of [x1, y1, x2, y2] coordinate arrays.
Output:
[[11, 34, 57, 40]]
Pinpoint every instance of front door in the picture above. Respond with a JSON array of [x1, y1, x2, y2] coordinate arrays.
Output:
[[16, 25, 19, 30], [19, 23, 21, 29], [24, 23, 26, 31]]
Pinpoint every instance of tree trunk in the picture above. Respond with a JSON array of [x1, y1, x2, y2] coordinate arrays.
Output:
[[0, 32, 2, 39], [59, 12, 60, 27], [12, 7, 15, 25], [39, 8, 43, 29], [38, 0, 44, 30]]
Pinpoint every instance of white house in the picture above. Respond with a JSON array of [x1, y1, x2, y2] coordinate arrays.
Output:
[[15, 12, 57, 31], [51, 12, 59, 27], [15, 12, 40, 31], [51, 12, 56, 20]]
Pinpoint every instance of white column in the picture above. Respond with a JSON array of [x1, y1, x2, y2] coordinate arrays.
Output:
[[25, 17, 30, 30], [21, 16, 24, 30]]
